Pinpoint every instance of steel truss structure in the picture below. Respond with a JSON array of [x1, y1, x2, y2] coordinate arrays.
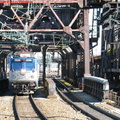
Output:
[[0, 0, 106, 49], [0, 0, 84, 49], [0, 0, 110, 78]]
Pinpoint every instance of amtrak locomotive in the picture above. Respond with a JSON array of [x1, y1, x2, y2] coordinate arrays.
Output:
[[8, 52, 39, 94]]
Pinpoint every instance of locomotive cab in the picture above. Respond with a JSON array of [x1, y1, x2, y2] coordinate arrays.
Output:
[[9, 57, 39, 94]]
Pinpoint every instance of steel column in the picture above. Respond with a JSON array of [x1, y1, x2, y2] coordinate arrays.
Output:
[[42, 45, 48, 85], [84, 9, 90, 76]]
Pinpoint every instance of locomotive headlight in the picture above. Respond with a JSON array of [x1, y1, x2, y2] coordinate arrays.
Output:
[[20, 69, 26, 74]]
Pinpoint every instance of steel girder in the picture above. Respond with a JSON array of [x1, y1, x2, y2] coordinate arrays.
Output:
[[0, 0, 106, 48], [0, 0, 106, 76], [0, 1, 84, 49]]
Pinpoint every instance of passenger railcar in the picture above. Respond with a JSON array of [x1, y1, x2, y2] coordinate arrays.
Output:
[[8, 54, 39, 94]]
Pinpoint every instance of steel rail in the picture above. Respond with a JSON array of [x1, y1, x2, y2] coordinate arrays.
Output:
[[29, 95, 48, 120], [54, 79, 120, 120], [13, 95, 47, 120], [13, 95, 20, 120], [56, 87, 99, 120]]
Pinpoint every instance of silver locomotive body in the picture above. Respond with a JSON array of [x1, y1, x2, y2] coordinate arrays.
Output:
[[9, 56, 39, 94]]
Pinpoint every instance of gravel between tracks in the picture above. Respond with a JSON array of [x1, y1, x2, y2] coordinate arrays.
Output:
[[33, 88, 90, 120], [0, 92, 14, 120], [0, 89, 90, 120]]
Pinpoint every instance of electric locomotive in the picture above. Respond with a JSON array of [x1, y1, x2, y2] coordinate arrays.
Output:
[[8, 52, 39, 94]]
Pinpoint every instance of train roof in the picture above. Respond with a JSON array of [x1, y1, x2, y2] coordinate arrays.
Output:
[[13, 51, 35, 58]]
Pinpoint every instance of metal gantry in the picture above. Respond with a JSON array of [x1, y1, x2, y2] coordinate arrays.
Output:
[[0, 0, 108, 83], [0, 0, 84, 47]]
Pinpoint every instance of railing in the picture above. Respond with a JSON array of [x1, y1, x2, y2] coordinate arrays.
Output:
[[107, 90, 120, 108], [83, 76, 109, 101]]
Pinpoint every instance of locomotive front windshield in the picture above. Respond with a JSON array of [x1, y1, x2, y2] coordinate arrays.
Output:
[[11, 58, 35, 71]]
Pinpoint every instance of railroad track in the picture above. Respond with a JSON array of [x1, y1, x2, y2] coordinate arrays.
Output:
[[53, 78, 120, 120], [13, 95, 47, 120]]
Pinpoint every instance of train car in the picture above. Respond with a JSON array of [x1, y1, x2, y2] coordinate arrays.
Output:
[[8, 52, 39, 94]]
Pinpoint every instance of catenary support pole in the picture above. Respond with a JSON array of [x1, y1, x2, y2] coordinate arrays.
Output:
[[84, 9, 91, 76]]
